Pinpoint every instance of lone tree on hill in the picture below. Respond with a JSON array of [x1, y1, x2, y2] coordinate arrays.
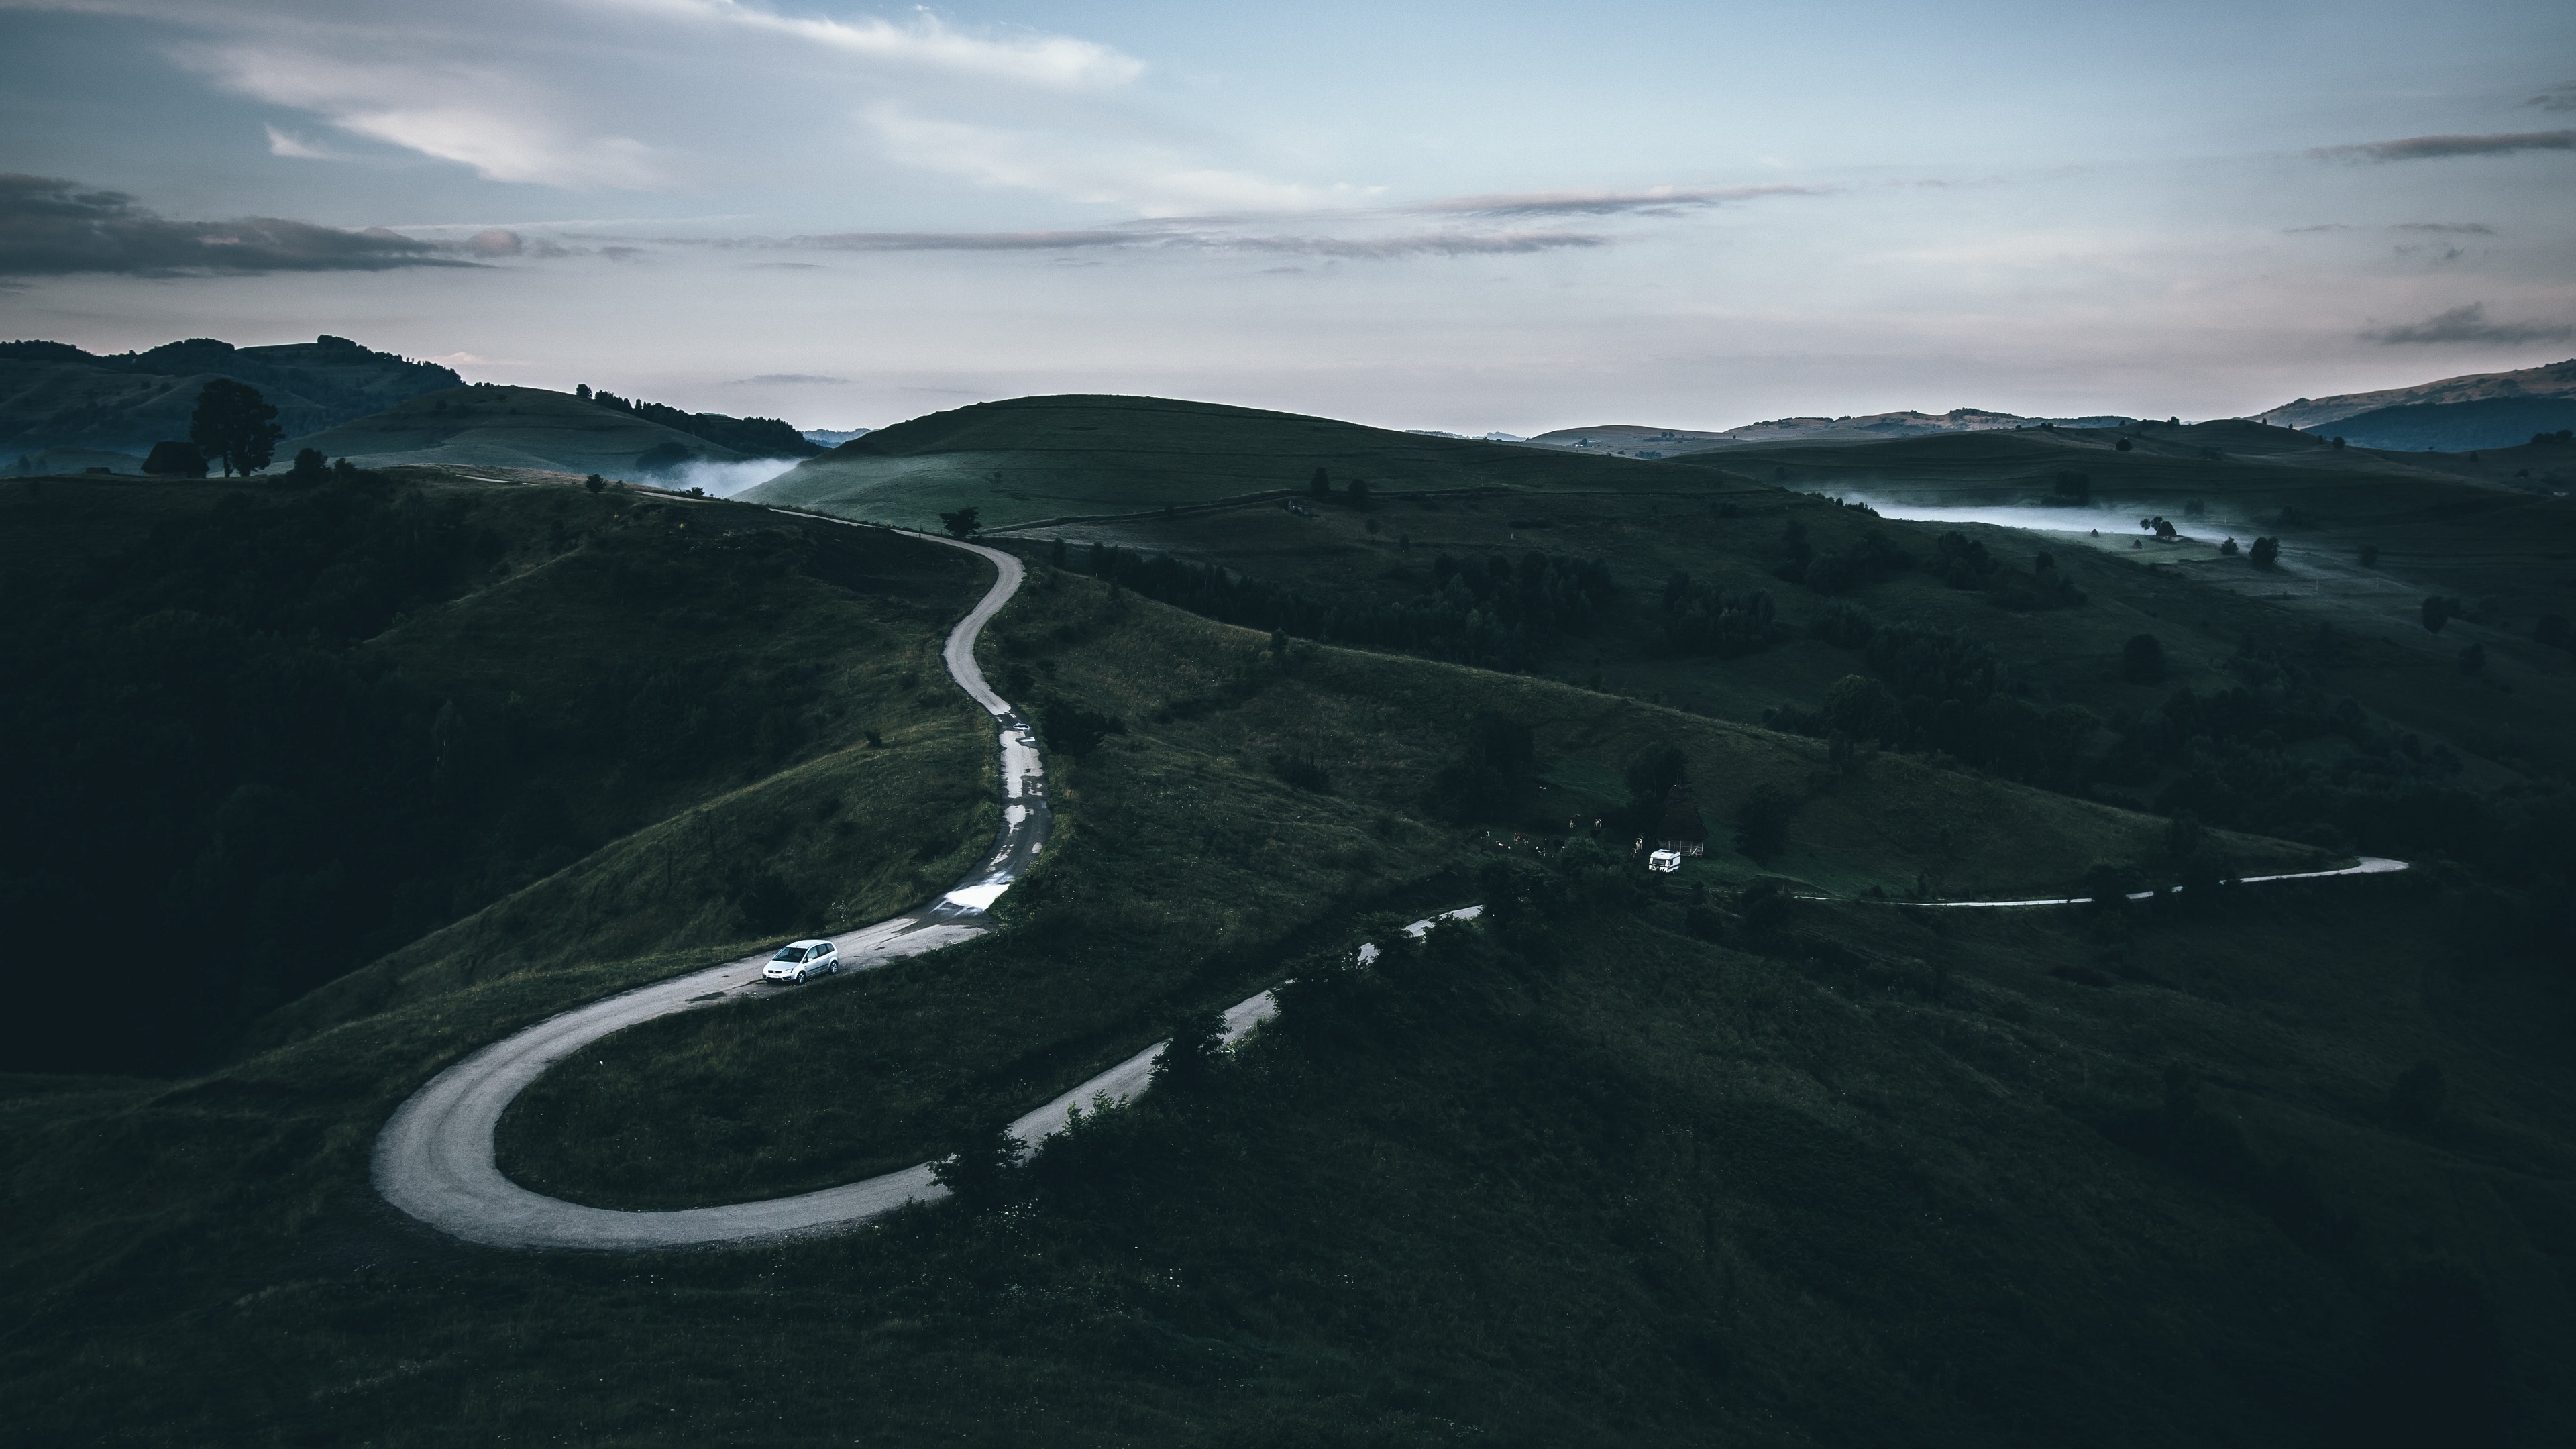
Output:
[[2249, 536, 2280, 569], [1308, 466, 1330, 499], [140, 441, 206, 478], [939, 506, 980, 538], [187, 379, 282, 476], [285, 447, 327, 484], [1346, 476, 1371, 508], [2422, 596, 2453, 633]]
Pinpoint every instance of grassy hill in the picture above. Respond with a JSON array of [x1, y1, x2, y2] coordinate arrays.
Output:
[[0, 335, 460, 459], [3, 557, 2569, 1445], [0, 467, 994, 1074], [743, 393, 1717, 532], [282, 384, 758, 477]]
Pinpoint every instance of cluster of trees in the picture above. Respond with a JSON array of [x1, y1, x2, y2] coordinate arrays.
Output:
[[1930, 533, 2086, 610], [578, 384, 819, 458], [1650, 572, 1785, 659], [1069, 542, 1615, 674], [1767, 617, 2096, 790], [1774, 519, 1913, 594], [1306, 467, 1371, 507]]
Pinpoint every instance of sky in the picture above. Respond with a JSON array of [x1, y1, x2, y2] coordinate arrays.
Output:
[[1, 0, 2572, 437]]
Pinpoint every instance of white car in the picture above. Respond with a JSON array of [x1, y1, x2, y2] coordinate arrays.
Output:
[[763, 938, 840, 983]]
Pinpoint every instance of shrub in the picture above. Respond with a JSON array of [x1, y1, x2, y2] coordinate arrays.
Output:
[[930, 1122, 1026, 1212], [2123, 633, 2167, 684], [2250, 536, 2280, 569]]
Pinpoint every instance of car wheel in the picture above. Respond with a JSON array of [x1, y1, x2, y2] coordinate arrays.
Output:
[[829, 961, 840, 975], [793, 969, 806, 985]]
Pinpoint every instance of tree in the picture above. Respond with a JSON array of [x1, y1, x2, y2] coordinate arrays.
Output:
[[2115, 437, 2133, 453], [187, 379, 282, 477], [575, 383, 592, 400], [1346, 476, 1371, 509], [285, 447, 327, 485], [1049, 536, 1068, 568], [2122, 633, 2167, 684], [2330, 436, 2346, 450], [140, 441, 206, 478], [2422, 596, 2452, 633], [1150, 1009, 1228, 1094], [2249, 536, 2280, 569], [939, 506, 979, 538], [1308, 466, 1330, 499], [1821, 674, 1896, 741], [584, 473, 606, 494], [930, 1120, 1025, 1212]]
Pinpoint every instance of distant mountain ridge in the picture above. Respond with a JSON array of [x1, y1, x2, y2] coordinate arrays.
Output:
[[1525, 407, 2138, 458], [1, 335, 461, 460], [2259, 357, 2576, 431]]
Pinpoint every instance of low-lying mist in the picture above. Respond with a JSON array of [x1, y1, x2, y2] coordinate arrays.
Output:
[[653, 458, 802, 498]]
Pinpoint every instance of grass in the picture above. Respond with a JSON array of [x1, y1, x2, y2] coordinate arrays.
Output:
[[494, 568, 2312, 1210], [1, 447, 2565, 1445], [3, 857, 2566, 1445]]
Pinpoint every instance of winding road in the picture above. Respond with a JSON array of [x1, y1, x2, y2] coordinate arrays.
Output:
[[374, 518, 2409, 1252]]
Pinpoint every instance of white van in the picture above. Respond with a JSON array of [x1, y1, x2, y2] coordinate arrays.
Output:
[[763, 939, 840, 984], [1647, 849, 1684, 874]]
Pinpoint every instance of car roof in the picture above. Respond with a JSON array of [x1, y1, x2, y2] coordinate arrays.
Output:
[[784, 938, 833, 949]]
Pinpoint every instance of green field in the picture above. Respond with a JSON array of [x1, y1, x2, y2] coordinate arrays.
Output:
[[284, 384, 753, 476]]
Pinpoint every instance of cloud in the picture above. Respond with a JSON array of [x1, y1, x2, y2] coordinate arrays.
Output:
[[694, 225, 1606, 260], [262, 124, 345, 160], [2392, 222, 2496, 234], [2361, 303, 2573, 345], [2282, 223, 2352, 233], [727, 374, 850, 385], [2311, 130, 2576, 162], [2529, 83, 2576, 113], [423, 351, 528, 366], [857, 103, 1352, 214], [1411, 184, 1830, 217], [0, 172, 475, 277], [1222, 231, 1607, 259], [42, 1, 1154, 192], [788, 229, 1148, 252]]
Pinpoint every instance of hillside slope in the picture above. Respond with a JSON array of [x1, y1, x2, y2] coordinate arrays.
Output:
[[0, 468, 993, 1073], [286, 384, 754, 476], [3, 550, 2568, 1445], [744, 393, 1717, 531], [0, 335, 460, 458], [2262, 357, 2576, 430]]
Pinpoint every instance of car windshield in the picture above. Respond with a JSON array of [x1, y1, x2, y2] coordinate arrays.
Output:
[[771, 947, 803, 961]]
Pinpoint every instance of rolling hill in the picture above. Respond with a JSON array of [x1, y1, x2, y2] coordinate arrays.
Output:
[[2310, 395, 2576, 452], [0, 334, 461, 463], [2260, 356, 2576, 431], [743, 393, 1718, 531], [284, 384, 758, 476], [3, 508, 2569, 1444]]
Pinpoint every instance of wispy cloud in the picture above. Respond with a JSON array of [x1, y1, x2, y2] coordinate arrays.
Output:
[[2392, 222, 2496, 234], [2311, 130, 2576, 162], [2283, 223, 2352, 233], [2528, 83, 2576, 113], [726, 373, 851, 385], [1411, 184, 1829, 217], [683, 225, 1608, 260], [0, 172, 474, 277], [2361, 303, 2573, 345]]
